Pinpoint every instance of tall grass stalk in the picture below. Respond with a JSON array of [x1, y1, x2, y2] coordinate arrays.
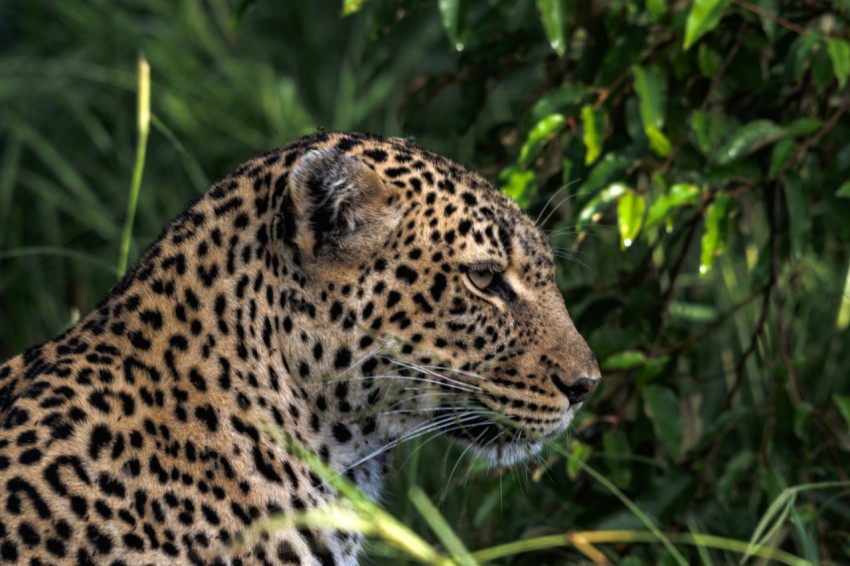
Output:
[[256, 419, 452, 565], [117, 56, 150, 278], [470, 530, 814, 566]]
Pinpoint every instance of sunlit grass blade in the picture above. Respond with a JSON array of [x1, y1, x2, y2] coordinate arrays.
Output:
[[7, 115, 112, 225], [686, 516, 713, 566], [18, 169, 116, 238], [471, 530, 813, 566], [544, 438, 689, 566], [256, 418, 452, 565], [0, 246, 119, 275], [408, 486, 476, 566], [0, 56, 136, 89], [117, 56, 151, 278], [150, 114, 209, 192], [0, 129, 22, 249], [743, 481, 849, 563]]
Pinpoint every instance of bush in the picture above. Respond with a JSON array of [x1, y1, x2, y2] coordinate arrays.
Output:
[[1, 0, 848, 563]]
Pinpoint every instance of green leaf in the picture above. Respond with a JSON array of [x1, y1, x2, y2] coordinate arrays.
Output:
[[697, 44, 722, 78], [643, 385, 683, 460], [683, 0, 730, 50], [647, 0, 666, 21], [718, 451, 754, 494], [646, 125, 672, 157], [530, 84, 587, 122], [581, 104, 604, 165], [601, 349, 646, 371], [699, 192, 731, 275], [340, 0, 364, 16], [755, 0, 778, 39], [537, 0, 570, 57], [633, 65, 665, 129], [793, 402, 814, 440], [768, 138, 795, 178], [815, 46, 839, 91], [836, 180, 850, 198], [603, 430, 633, 487], [519, 113, 566, 167], [691, 110, 711, 155], [633, 65, 669, 156], [566, 440, 591, 480], [438, 0, 470, 51], [233, 0, 258, 23], [715, 120, 785, 165], [669, 301, 717, 323], [500, 167, 536, 207], [617, 190, 646, 248], [577, 153, 634, 196], [785, 117, 822, 138], [783, 172, 810, 259], [788, 33, 822, 81], [835, 260, 850, 331], [646, 183, 701, 229], [834, 395, 850, 430], [827, 38, 850, 88], [635, 355, 669, 386], [576, 182, 629, 230]]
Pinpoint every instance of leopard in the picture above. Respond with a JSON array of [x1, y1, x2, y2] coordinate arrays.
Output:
[[0, 131, 600, 565]]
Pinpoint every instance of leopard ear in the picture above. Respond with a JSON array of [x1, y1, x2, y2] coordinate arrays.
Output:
[[286, 148, 394, 261]]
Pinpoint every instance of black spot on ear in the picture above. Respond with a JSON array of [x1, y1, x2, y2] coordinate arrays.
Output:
[[279, 184, 296, 233]]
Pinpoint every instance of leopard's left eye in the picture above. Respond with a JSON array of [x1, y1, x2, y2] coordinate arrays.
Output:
[[467, 269, 497, 291]]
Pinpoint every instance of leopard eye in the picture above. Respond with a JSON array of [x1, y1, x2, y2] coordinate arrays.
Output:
[[467, 269, 496, 291]]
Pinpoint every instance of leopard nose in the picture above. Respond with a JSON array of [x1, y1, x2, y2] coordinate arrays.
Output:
[[551, 374, 600, 405]]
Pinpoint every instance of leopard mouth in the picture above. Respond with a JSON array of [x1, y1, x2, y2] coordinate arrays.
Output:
[[436, 403, 575, 467], [445, 419, 512, 445], [434, 408, 541, 467]]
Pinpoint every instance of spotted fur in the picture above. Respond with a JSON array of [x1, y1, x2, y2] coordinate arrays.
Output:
[[0, 132, 600, 565]]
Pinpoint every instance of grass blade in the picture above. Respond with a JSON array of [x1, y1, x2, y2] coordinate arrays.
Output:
[[0, 246, 119, 275], [117, 56, 151, 278], [546, 439, 689, 566], [409, 486, 476, 566], [471, 530, 812, 566]]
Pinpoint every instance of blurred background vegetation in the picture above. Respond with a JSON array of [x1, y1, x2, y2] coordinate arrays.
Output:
[[1, 0, 849, 563]]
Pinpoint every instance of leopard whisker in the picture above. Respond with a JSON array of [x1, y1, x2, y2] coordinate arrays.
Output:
[[382, 358, 483, 391], [534, 180, 580, 227], [342, 413, 486, 473], [538, 190, 580, 228], [415, 364, 488, 381], [445, 428, 486, 488], [306, 374, 479, 394]]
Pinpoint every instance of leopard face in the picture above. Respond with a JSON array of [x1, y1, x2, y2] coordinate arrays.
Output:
[[281, 143, 601, 468], [0, 131, 599, 565]]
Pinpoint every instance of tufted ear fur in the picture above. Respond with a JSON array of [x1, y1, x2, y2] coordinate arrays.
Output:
[[286, 148, 395, 263]]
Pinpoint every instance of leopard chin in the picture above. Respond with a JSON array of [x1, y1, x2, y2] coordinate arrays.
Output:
[[446, 405, 577, 468]]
